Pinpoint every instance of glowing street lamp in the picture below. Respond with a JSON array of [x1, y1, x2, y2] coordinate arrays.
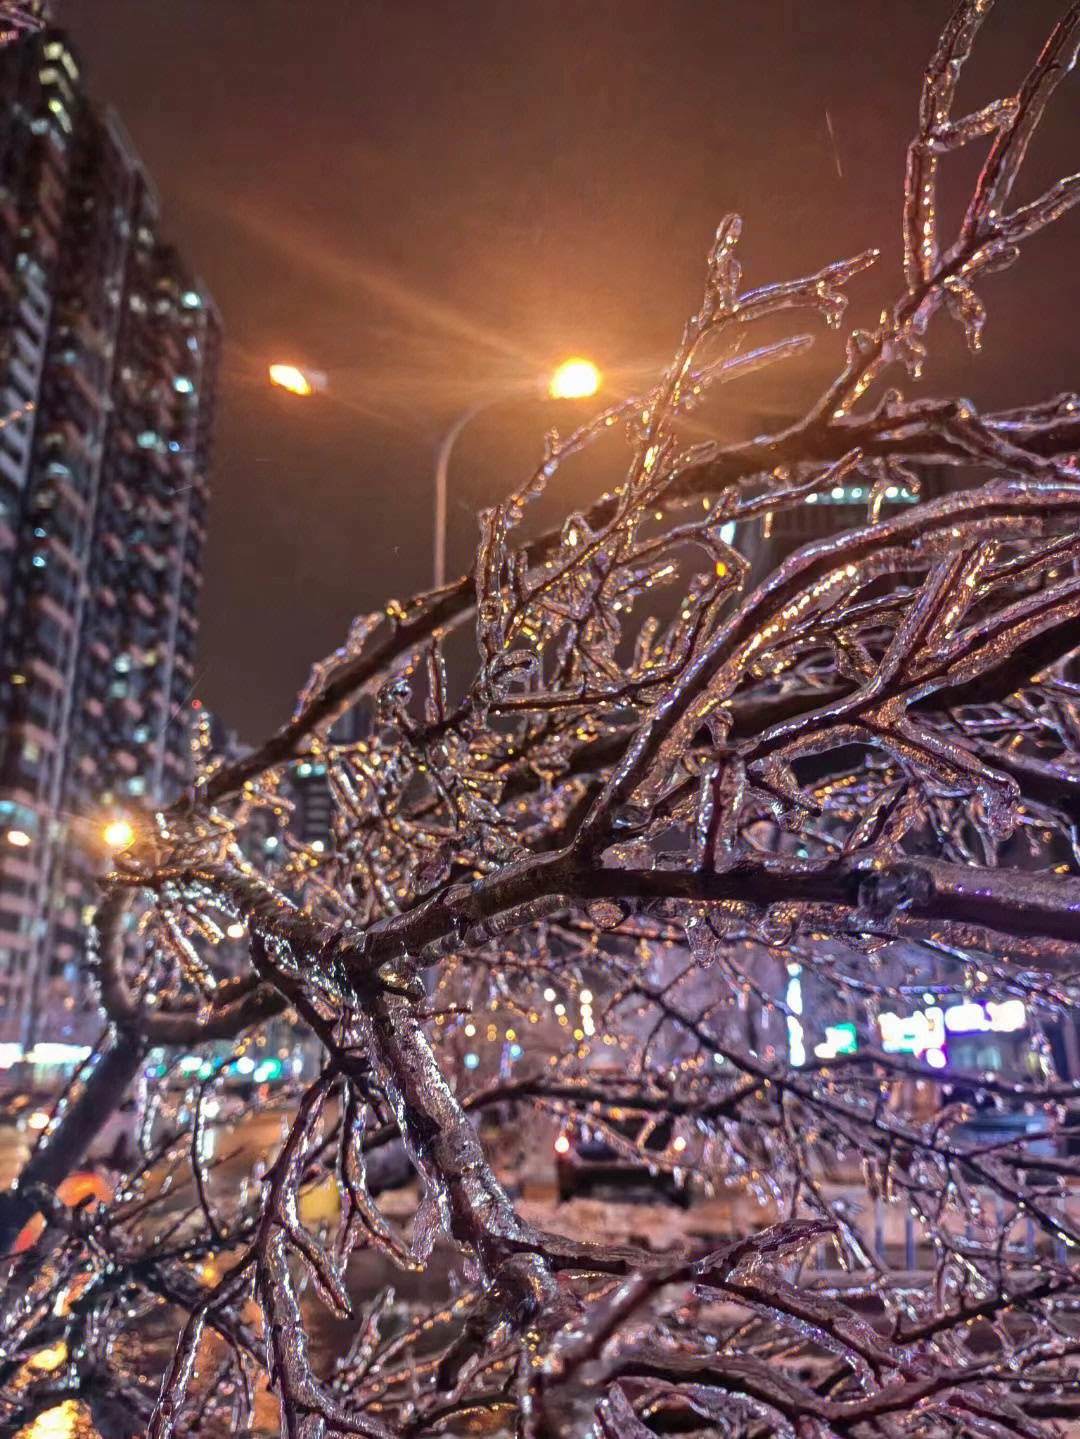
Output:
[[269, 364, 312, 396], [433, 356, 602, 587], [102, 819, 135, 852], [548, 357, 601, 401], [6, 829, 30, 848], [268, 363, 326, 397]]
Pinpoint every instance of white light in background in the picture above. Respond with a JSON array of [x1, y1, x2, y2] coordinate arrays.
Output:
[[880, 1007, 944, 1056], [945, 1001, 988, 1033], [986, 999, 1026, 1033], [786, 965, 805, 1065]]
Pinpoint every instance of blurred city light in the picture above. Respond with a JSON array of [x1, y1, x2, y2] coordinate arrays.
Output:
[[27, 1341, 67, 1373], [6, 828, 30, 847]]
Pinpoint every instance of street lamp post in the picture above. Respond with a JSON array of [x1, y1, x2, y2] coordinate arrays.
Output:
[[432, 358, 600, 589], [433, 399, 501, 591]]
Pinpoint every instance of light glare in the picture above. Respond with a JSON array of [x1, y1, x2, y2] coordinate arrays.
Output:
[[269, 363, 313, 396], [548, 357, 600, 400], [102, 819, 135, 851]]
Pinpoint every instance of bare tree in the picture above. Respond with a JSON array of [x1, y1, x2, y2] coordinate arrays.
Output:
[[9, 3, 1080, 1435]]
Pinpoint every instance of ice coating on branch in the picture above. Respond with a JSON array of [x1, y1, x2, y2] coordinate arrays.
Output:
[[294, 609, 384, 720], [13, 4, 1080, 1436]]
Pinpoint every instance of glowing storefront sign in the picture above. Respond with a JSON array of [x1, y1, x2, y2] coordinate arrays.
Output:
[[987, 999, 1026, 1032], [943, 999, 1026, 1035], [880, 1007, 945, 1056], [944, 1001, 987, 1033], [882, 1000, 1026, 1051], [814, 1023, 857, 1060]]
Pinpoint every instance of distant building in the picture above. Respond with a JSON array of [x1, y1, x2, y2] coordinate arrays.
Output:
[[725, 414, 925, 584], [284, 703, 369, 851], [0, 28, 220, 1044], [199, 700, 369, 863]]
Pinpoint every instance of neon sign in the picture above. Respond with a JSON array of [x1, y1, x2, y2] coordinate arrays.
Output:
[[879, 1007, 944, 1056], [943, 999, 1025, 1035], [814, 1023, 857, 1060], [880, 1000, 1025, 1053]]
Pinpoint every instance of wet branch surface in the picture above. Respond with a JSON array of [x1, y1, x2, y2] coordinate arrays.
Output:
[[10, 5, 1080, 1436]]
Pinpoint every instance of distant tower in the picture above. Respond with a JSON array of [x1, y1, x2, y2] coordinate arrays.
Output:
[[0, 28, 221, 1045]]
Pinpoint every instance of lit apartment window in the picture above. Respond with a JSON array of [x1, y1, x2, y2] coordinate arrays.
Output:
[[805, 486, 917, 505], [47, 99, 71, 135], [0, 801, 38, 833], [40, 65, 73, 98]]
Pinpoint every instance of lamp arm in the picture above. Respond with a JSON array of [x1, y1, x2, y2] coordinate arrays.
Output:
[[433, 397, 505, 590]]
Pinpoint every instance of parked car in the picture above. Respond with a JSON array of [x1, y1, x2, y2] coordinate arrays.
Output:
[[554, 1113, 691, 1206]]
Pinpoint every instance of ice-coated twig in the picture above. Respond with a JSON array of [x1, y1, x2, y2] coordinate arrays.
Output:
[[9, 6, 1080, 1437]]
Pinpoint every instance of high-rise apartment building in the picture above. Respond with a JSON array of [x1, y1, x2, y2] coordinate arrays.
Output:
[[0, 28, 220, 1044]]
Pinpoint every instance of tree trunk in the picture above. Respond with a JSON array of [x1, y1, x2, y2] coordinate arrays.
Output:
[[0, 1037, 144, 1254]]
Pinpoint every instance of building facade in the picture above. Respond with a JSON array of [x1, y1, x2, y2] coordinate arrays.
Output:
[[0, 28, 219, 1044]]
